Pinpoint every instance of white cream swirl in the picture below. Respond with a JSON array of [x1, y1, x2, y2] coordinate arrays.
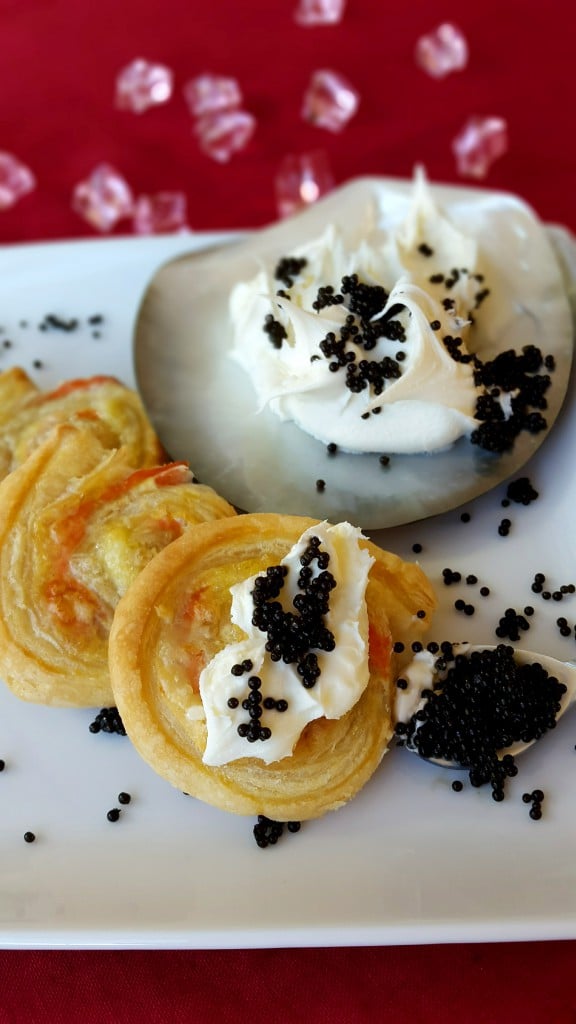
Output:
[[230, 171, 489, 454], [198, 521, 374, 766]]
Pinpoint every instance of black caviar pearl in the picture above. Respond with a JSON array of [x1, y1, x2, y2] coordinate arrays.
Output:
[[0, 759, 5, 771], [89, 707, 126, 736], [529, 806, 542, 820], [451, 780, 464, 792], [532, 789, 544, 802], [327, 442, 338, 455], [393, 642, 405, 653], [237, 724, 249, 737], [396, 678, 408, 690], [227, 697, 239, 708], [118, 792, 131, 805], [522, 792, 532, 804], [107, 809, 120, 822], [480, 587, 490, 597], [23, 831, 36, 843], [460, 512, 471, 523], [412, 543, 422, 553], [276, 700, 288, 712], [466, 575, 478, 585], [442, 569, 462, 586], [287, 821, 301, 833], [315, 479, 326, 492]]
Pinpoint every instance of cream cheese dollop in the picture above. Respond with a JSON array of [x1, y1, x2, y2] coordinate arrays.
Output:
[[198, 521, 374, 766], [230, 170, 488, 454]]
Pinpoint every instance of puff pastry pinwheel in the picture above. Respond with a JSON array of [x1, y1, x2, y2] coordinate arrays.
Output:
[[0, 420, 236, 707], [0, 367, 41, 478], [0, 370, 162, 481], [109, 513, 436, 821]]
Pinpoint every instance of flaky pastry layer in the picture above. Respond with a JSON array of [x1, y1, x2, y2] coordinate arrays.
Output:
[[0, 370, 162, 481]]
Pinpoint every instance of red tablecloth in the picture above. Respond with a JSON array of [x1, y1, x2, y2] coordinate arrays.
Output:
[[1, 1, 576, 1020]]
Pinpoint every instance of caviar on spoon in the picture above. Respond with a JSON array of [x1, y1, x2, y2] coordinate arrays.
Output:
[[395, 644, 576, 781]]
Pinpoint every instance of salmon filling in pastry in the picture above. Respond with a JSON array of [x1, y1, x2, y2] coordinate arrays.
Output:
[[0, 370, 162, 481], [109, 513, 436, 821], [0, 421, 236, 707]]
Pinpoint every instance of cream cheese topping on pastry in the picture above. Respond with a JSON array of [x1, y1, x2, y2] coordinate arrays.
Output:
[[199, 521, 374, 765]]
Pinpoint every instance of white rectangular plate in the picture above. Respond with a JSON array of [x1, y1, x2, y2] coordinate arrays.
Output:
[[0, 229, 575, 949]]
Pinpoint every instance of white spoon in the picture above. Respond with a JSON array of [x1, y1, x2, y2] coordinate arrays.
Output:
[[395, 643, 576, 769]]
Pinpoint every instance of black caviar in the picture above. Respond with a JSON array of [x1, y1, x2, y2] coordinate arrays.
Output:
[[401, 644, 566, 799], [264, 251, 556, 456], [229, 536, 337, 747], [253, 815, 301, 848], [89, 707, 126, 736], [274, 256, 307, 289], [505, 477, 539, 506], [470, 346, 551, 453], [39, 313, 79, 332], [263, 313, 287, 349], [495, 608, 531, 641]]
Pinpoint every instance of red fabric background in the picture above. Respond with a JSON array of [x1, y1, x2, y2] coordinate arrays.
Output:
[[1, 0, 575, 241], [1, 0, 576, 1019]]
